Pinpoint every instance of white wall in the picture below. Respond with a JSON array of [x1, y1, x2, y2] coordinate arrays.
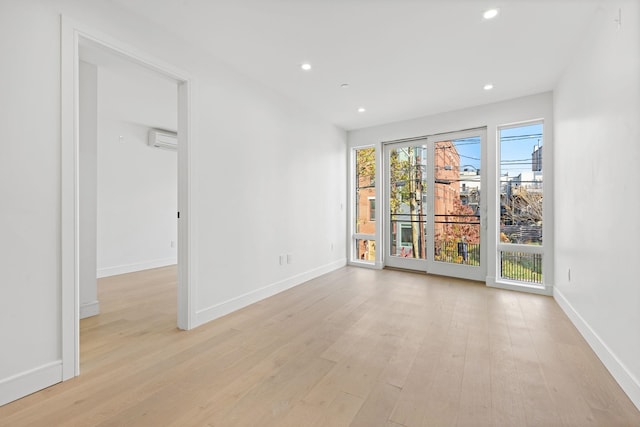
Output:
[[93, 54, 178, 278], [554, 0, 640, 409], [193, 80, 347, 325], [348, 92, 554, 291], [0, 0, 63, 405], [0, 0, 346, 405], [79, 60, 99, 318]]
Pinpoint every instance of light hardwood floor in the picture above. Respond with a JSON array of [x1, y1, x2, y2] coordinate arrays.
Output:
[[1, 266, 639, 426]]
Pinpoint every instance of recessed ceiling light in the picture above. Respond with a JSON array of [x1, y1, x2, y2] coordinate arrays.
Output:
[[483, 8, 499, 20], [340, 83, 350, 89], [358, 107, 366, 113], [301, 63, 312, 71], [484, 83, 494, 91]]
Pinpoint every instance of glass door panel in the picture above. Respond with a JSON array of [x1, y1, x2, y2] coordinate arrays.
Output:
[[384, 142, 428, 270], [427, 130, 486, 281]]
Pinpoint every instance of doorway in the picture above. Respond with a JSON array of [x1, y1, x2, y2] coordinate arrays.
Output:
[[383, 128, 486, 281], [61, 18, 193, 379], [79, 40, 179, 320]]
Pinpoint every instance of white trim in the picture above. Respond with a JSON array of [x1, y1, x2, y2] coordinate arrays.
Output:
[[61, 15, 196, 391], [60, 14, 80, 381], [496, 118, 545, 132], [79, 300, 100, 319], [96, 258, 178, 278], [555, 288, 640, 411], [195, 259, 346, 327], [176, 78, 197, 331], [487, 276, 552, 296], [353, 233, 375, 240], [348, 146, 358, 263], [0, 361, 62, 407]]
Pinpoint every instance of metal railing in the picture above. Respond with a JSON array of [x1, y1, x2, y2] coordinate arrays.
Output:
[[434, 241, 480, 265], [500, 251, 542, 284]]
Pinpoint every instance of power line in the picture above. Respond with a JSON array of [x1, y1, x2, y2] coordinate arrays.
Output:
[[500, 134, 543, 143], [502, 158, 532, 162]]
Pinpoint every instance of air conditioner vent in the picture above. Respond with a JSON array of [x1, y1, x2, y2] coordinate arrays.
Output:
[[148, 129, 177, 150]]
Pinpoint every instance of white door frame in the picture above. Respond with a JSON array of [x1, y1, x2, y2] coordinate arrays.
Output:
[[426, 128, 487, 281], [60, 16, 196, 380]]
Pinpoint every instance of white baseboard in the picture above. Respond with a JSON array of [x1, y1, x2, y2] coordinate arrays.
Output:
[[80, 300, 100, 319], [0, 361, 62, 406], [97, 257, 177, 278], [554, 288, 640, 411], [195, 258, 347, 327]]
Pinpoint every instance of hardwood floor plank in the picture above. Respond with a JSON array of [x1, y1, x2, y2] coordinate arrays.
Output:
[[312, 391, 364, 427], [388, 322, 449, 426], [488, 294, 527, 426], [350, 382, 402, 427], [1, 266, 639, 427], [418, 323, 468, 426], [456, 319, 492, 426]]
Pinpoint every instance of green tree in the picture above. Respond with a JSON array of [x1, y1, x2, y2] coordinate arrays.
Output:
[[355, 147, 376, 234], [389, 147, 426, 258], [356, 147, 375, 184]]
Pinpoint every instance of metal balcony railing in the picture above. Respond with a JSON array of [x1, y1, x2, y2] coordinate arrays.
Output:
[[500, 251, 542, 284], [434, 241, 480, 265]]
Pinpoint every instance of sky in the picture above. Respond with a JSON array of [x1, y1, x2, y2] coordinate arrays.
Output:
[[453, 136, 481, 172], [499, 123, 543, 177], [451, 123, 543, 178]]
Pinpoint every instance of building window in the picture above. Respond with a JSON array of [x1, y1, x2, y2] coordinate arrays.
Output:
[[400, 224, 413, 247], [368, 197, 376, 221]]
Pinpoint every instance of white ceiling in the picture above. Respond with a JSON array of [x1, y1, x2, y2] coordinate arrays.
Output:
[[110, 0, 602, 130]]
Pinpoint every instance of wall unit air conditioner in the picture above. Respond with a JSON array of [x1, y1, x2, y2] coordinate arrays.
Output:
[[148, 129, 177, 151]]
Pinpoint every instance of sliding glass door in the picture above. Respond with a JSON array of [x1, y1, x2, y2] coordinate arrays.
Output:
[[384, 129, 486, 281]]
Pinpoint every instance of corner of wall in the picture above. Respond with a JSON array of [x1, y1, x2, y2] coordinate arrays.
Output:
[[554, 288, 640, 411], [79, 300, 100, 319], [195, 258, 346, 327]]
